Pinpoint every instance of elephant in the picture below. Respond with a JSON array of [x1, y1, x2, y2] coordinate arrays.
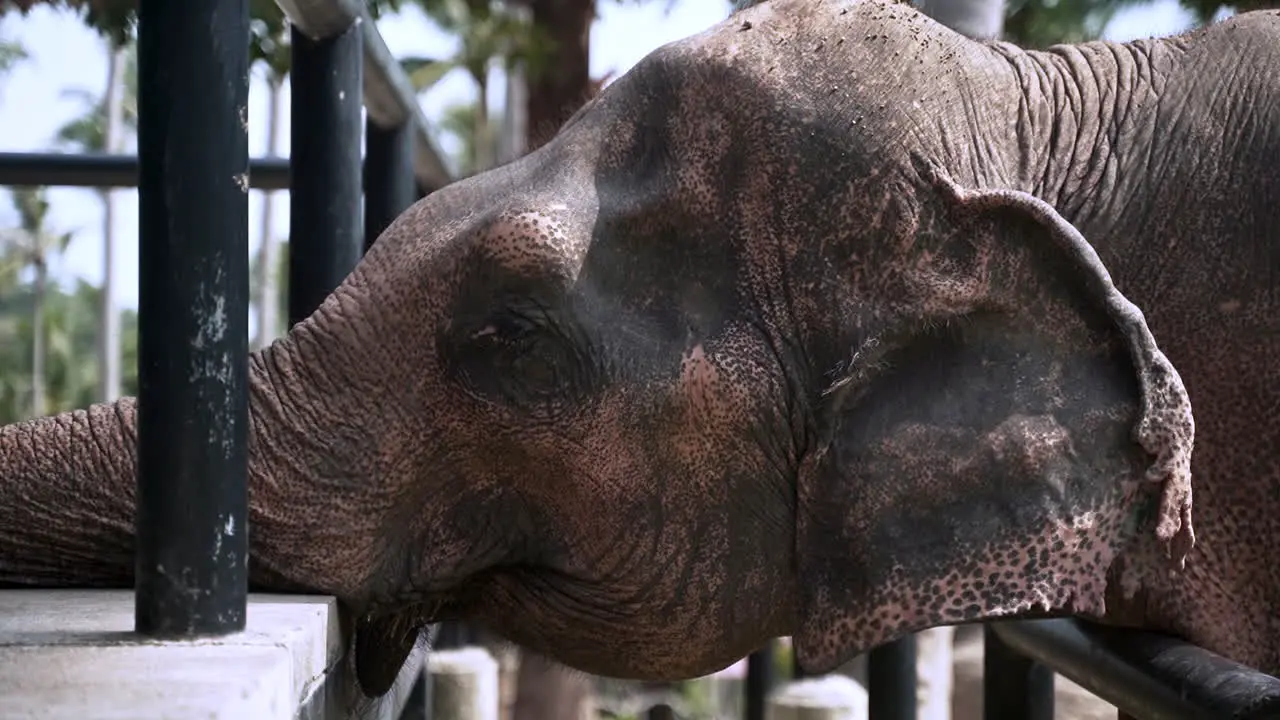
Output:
[[3, 0, 1277, 706]]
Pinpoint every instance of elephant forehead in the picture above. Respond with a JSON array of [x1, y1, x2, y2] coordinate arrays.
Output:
[[679, 344, 722, 394], [472, 207, 586, 275]]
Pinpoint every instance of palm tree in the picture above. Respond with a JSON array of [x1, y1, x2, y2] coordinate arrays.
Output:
[[0, 37, 26, 79], [0, 188, 74, 419], [54, 39, 138, 404], [402, 0, 550, 174]]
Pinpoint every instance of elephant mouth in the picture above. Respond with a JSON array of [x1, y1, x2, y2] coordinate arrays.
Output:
[[351, 596, 456, 698]]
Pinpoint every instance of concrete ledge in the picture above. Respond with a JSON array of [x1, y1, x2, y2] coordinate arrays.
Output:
[[0, 590, 424, 720]]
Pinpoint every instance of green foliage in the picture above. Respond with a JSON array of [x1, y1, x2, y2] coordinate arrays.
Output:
[[675, 676, 719, 718], [0, 278, 139, 423], [2, 187, 74, 272], [248, 0, 290, 78], [402, 0, 555, 89], [1178, 0, 1273, 20], [0, 37, 26, 73], [54, 41, 137, 154], [431, 100, 488, 176], [248, 235, 290, 337], [0, 185, 139, 423], [1003, 0, 1149, 46]]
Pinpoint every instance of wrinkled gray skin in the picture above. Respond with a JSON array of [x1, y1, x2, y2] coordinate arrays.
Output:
[[3, 0, 1277, 705]]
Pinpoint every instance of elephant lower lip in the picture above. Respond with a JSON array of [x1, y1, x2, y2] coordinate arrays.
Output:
[[348, 594, 458, 697], [354, 611, 426, 697]]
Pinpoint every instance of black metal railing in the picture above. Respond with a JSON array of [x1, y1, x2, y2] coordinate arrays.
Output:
[[288, 18, 364, 326], [986, 618, 1280, 720], [0, 0, 441, 713]]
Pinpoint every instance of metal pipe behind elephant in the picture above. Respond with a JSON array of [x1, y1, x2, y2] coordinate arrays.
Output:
[[989, 618, 1280, 719]]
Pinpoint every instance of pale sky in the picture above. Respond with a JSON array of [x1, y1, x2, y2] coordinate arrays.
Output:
[[0, 0, 1196, 321]]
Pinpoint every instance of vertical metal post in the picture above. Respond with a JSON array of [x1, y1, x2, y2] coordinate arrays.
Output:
[[289, 21, 363, 326], [363, 117, 416, 253], [983, 625, 1054, 720], [134, 0, 250, 636], [868, 636, 917, 720], [746, 642, 777, 720]]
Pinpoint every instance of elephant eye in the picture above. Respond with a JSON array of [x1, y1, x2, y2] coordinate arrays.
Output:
[[509, 340, 562, 391], [458, 308, 585, 416], [470, 313, 537, 344]]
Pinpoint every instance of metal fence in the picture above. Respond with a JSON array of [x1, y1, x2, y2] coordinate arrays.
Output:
[[2, 0, 1278, 717], [0, 0, 444, 707]]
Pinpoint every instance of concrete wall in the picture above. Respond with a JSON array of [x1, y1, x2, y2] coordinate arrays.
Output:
[[0, 590, 424, 720]]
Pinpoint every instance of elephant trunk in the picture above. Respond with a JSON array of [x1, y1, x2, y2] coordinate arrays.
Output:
[[0, 399, 138, 587], [0, 331, 382, 602]]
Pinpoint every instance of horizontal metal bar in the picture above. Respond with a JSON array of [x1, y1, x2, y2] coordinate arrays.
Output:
[[0, 152, 291, 190], [273, 1, 453, 192], [990, 619, 1280, 719], [0, 151, 431, 197]]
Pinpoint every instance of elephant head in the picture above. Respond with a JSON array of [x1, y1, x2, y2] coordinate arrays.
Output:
[[0, 0, 1199, 701]]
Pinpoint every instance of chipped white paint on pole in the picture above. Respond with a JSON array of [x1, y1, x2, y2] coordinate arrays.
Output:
[[187, 267, 241, 459]]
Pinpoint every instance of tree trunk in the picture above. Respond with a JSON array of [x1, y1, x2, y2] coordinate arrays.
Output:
[[254, 73, 285, 349], [97, 42, 127, 403], [497, 59, 528, 165], [524, 0, 595, 152], [30, 255, 46, 419], [473, 70, 493, 172]]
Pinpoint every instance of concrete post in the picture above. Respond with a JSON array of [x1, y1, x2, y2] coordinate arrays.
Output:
[[766, 675, 869, 720], [916, 626, 957, 720], [429, 647, 501, 720]]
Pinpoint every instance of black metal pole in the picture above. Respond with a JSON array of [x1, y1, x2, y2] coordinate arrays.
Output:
[[363, 117, 416, 253], [745, 642, 776, 720], [868, 636, 917, 720], [645, 704, 676, 720], [134, 0, 250, 637], [289, 22, 363, 326], [0, 152, 293, 190], [982, 625, 1055, 720]]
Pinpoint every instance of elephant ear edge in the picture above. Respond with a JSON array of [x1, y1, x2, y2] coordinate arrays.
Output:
[[929, 172, 1196, 559], [790, 172, 1195, 674]]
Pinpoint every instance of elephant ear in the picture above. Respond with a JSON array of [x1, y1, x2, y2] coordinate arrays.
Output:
[[792, 174, 1196, 674]]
